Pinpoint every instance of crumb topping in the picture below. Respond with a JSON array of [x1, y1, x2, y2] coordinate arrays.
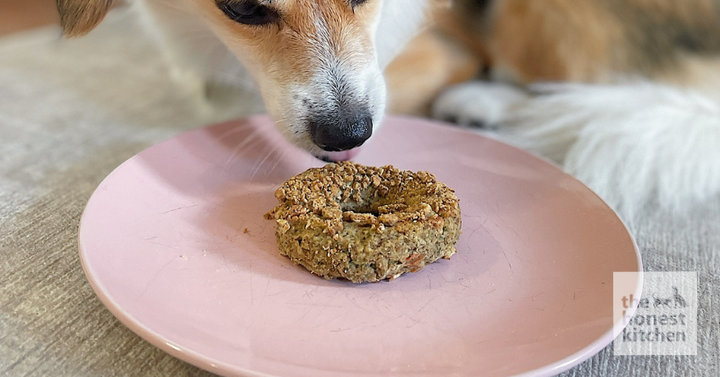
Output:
[[265, 161, 463, 283], [265, 161, 461, 234]]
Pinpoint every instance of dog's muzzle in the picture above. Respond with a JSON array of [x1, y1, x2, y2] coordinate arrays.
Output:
[[309, 110, 373, 152]]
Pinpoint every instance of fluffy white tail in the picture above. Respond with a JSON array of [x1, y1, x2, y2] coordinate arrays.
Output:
[[500, 82, 720, 224]]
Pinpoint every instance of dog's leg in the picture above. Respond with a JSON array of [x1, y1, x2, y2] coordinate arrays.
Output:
[[431, 0, 621, 129], [385, 29, 481, 116], [429, 0, 720, 225], [431, 81, 527, 128]]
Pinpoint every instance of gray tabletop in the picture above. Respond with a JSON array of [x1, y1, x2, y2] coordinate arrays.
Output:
[[1, 9, 718, 377]]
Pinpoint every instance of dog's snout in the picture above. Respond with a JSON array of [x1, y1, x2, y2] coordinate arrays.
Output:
[[310, 112, 373, 151]]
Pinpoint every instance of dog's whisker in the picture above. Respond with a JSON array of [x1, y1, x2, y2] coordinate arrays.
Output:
[[214, 123, 254, 141], [205, 50, 258, 90], [249, 143, 282, 181], [266, 148, 287, 178], [222, 127, 266, 170]]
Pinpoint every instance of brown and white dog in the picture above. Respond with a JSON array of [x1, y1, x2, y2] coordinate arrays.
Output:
[[57, 0, 434, 161], [429, 0, 720, 222], [56, 0, 720, 222]]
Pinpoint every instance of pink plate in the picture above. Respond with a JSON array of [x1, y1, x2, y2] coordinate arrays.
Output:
[[79, 115, 642, 377]]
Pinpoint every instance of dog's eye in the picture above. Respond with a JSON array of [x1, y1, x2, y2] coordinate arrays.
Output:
[[219, 1, 279, 26], [350, 0, 369, 8]]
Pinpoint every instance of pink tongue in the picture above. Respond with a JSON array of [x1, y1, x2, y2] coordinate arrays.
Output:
[[324, 148, 361, 162]]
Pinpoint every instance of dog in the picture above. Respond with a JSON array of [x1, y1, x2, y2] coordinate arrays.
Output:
[[56, 0, 437, 162], [56, 0, 720, 223], [428, 0, 720, 222]]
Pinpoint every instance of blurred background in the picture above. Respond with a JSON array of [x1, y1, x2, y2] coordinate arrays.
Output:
[[0, 0, 59, 36]]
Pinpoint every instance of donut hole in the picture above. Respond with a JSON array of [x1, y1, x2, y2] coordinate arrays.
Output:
[[341, 202, 380, 215], [339, 187, 400, 217]]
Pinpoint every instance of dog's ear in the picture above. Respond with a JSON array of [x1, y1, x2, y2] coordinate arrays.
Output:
[[56, 0, 114, 37]]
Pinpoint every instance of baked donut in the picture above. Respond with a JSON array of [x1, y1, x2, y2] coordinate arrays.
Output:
[[265, 161, 462, 283]]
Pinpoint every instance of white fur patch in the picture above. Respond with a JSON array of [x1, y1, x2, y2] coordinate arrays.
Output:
[[496, 82, 720, 224], [431, 81, 528, 127], [375, 0, 433, 68]]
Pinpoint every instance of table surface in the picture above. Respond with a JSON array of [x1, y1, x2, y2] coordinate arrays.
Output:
[[1, 9, 718, 377]]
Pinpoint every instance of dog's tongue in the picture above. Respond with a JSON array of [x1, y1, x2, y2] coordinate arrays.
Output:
[[323, 148, 361, 162]]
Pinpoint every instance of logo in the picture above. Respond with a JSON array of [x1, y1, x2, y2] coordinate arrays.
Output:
[[613, 272, 697, 355]]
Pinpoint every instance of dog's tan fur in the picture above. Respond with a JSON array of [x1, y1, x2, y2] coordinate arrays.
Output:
[[487, 0, 622, 82], [208, 0, 382, 87], [57, 0, 116, 37], [437, 0, 720, 85], [381, 0, 720, 114], [385, 30, 481, 115]]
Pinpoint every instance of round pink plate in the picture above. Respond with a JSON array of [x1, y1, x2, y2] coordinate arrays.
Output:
[[79, 115, 642, 377]]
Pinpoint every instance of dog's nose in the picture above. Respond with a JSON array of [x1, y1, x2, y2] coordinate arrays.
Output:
[[309, 112, 373, 151]]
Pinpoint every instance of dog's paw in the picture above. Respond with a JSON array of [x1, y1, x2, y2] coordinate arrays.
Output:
[[431, 81, 528, 128]]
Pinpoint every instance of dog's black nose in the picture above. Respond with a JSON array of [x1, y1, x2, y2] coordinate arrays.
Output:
[[309, 112, 373, 151]]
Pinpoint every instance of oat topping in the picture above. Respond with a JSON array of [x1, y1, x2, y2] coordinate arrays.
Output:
[[265, 161, 462, 283]]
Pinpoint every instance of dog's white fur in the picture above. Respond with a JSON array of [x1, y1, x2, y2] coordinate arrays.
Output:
[[434, 80, 720, 223]]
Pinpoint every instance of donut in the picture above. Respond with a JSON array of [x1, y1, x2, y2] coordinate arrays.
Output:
[[264, 161, 462, 283]]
